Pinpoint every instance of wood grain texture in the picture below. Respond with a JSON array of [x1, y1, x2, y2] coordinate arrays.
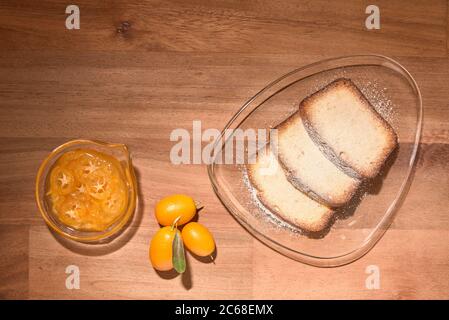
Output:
[[0, 0, 448, 299], [252, 229, 449, 299], [0, 0, 447, 56], [0, 225, 29, 299]]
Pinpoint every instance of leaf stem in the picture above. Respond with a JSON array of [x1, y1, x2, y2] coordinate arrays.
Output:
[[171, 215, 181, 231], [195, 200, 204, 211]]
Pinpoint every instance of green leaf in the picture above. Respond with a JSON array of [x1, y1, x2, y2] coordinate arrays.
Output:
[[172, 230, 186, 274]]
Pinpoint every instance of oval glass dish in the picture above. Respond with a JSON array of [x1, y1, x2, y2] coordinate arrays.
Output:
[[208, 55, 422, 267], [36, 139, 138, 243]]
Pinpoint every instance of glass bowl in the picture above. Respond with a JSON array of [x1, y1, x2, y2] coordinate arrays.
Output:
[[35, 139, 138, 243], [208, 55, 422, 267]]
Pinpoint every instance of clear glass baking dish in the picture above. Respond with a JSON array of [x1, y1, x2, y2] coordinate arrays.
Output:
[[207, 55, 422, 267], [35, 139, 138, 243]]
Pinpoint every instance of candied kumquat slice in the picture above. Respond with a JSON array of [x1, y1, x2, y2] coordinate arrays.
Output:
[[50, 166, 75, 195]]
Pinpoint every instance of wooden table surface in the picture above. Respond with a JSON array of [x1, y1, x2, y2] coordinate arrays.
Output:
[[0, 0, 448, 300]]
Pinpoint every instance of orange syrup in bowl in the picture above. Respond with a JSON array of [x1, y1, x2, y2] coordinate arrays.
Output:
[[45, 149, 129, 232]]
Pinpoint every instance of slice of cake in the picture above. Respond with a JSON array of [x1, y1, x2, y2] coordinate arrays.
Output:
[[300, 78, 398, 179], [247, 146, 334, 232], [276, 112, 360, 207]]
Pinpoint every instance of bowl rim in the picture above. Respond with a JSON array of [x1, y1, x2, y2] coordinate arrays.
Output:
[[207, 54, 423, 267], [35, 139, 137, 243]]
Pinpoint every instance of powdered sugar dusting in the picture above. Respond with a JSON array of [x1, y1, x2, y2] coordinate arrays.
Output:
[[360, 80, 396, 124], [241, 165, 303, 234]]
